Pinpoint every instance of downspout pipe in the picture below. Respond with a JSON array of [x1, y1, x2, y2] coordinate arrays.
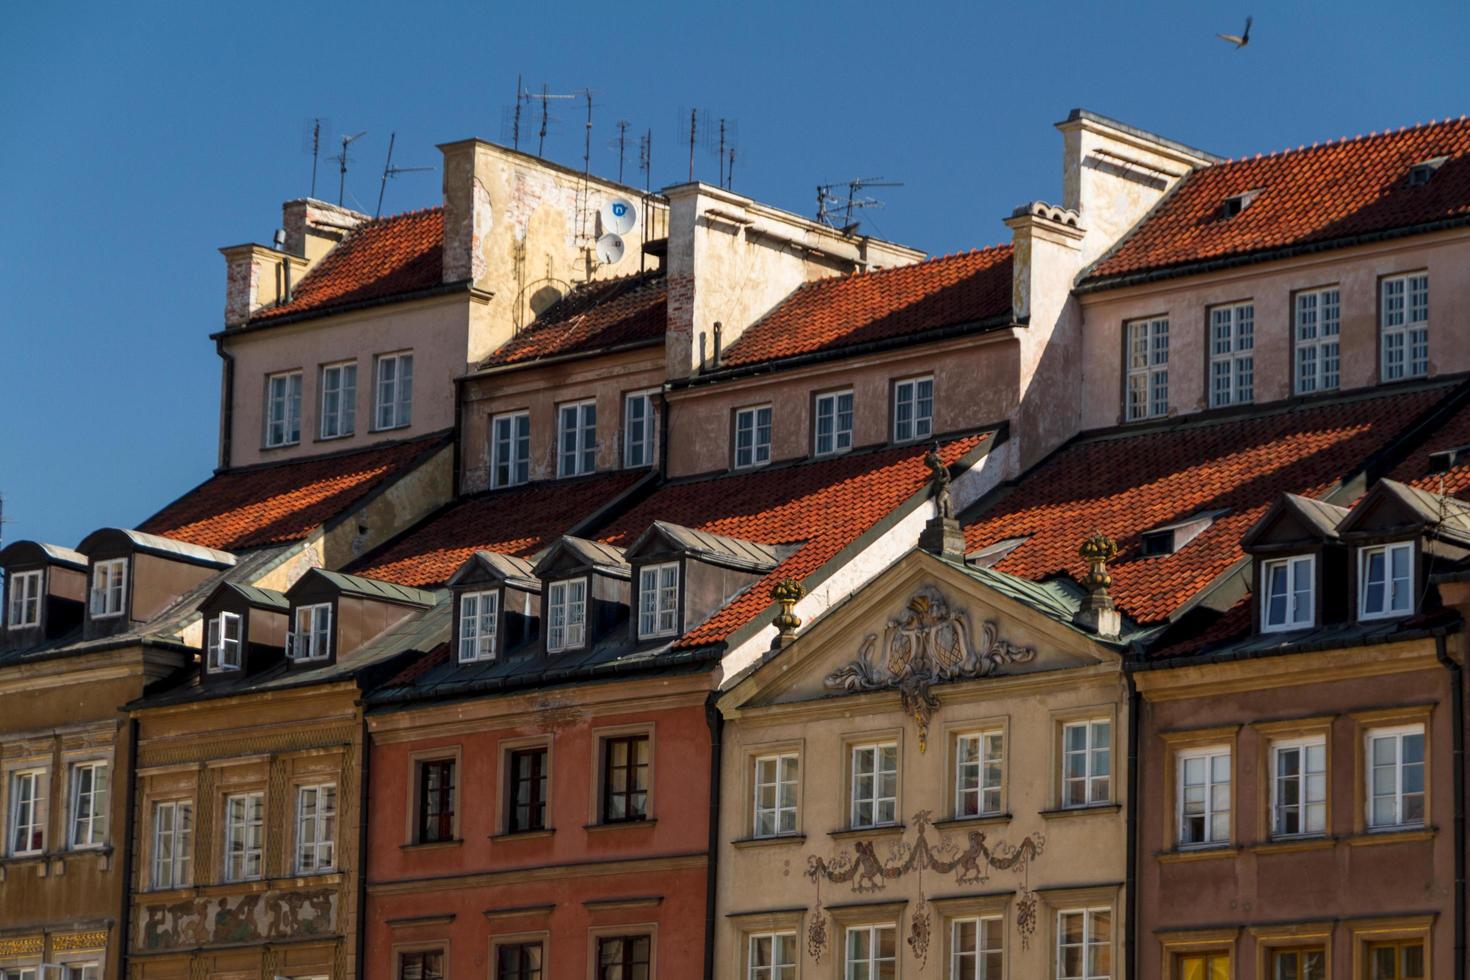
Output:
[[703, 692, 724, 980], [216, 338, 236, 471], [355, 714, 373, 980], [116, 717, 140, 980], [1436, 634, 1466, 980], [1124, 668, 1141, 980]]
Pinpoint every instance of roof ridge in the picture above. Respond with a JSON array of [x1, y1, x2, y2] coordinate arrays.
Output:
[[1214, 115, 1470, 166]]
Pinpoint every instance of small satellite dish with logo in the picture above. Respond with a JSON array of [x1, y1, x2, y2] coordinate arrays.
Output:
[[600, 197, 637, 235], [596, 233, 626, 265]]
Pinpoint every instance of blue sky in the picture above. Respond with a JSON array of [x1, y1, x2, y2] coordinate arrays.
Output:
[[2, 0, 1467, 548]]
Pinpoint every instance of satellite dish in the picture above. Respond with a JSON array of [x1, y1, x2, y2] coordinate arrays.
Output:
[[596, 233, 626, 265], [600, 197, 637, 235]]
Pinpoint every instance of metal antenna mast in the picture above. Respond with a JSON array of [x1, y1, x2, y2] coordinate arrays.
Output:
[[523, 84, 575, 158], [614, 119, 630, 183], [376, 132, 433, 218], [335, 130, 367, 206], [511, 73, 525, 150], [310, 119, 322, 198], [687, 108, 697, 181], [816, 177, 904, 235]]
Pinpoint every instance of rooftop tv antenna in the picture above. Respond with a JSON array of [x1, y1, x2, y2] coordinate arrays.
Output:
[[816, 176, 904, 235], [680, 108, 710, 182], [576, 90, 597, 245], [335, 130, 367, 207], [708, 117, 740, 189], [376, 132, 434, 218], [639, 129, 652, 271], [524, 84, 576, 158], [302, 117, 332, 199], [611, 119, 630, 184]]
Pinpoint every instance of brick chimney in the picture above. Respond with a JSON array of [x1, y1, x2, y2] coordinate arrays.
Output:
[[282, 199, 368, 263]]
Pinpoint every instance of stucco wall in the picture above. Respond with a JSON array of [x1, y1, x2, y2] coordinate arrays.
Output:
[[321, 441, 454, 567]]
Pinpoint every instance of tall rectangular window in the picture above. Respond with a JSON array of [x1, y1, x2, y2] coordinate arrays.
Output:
[[596, 936, 651, 980], [223, 792, 264, 881], [319, 362, 357, 439], [638, 563, 679, 639], [956, 730, 1004, 818], [850, 742, 898, 829], [8, 768, 45, 855], [1209, 302, 1255, 407], [624, 390, 656, 468], [417, 759, 455, 843], [207, 611, 243, 671], [1057, 908, 1111, 980], [814, 390, 854, 457], [63, 964, 98, 980], [1177, 747, 1231, 847], [151, 800, 192, 888], [1270, 948, 1326, 980], [951, 916, 1003, 980], [1367, 725, 1425, 830], [1295, 287, 1341, 394], [546, 579, 587, 653], [491, 411, 531, 488], [69, 761, 109, 848], [1062, 719, 1112, 808], [893, 376, 934, 444], [399, 951, 443, 980], [7, 569, 41, 628], [1359, 543, 1414, 620], [753, 753, 798, 838], [90, 558, 127, 618], [601, 734, 650, 823], [458, 590, 498, 663], [1272, 738, 1326, 838], [496, 942, 544, 980], [290, 603, 332, 661], [295, 783, 336, 873], [748, 932, 797, 980], [844, 925, 896, 980], [1382, 273, 1429, 381], [1175, 952, 1229, 980], [266, 370, 303, 447], [1366, 940, 1425, 980], [506, 747, 548, 834], [1126, 318, 1169, 421], [374, 352, 414, 429], [1262, 555, 1315, 631], [557, 399, 597, 477], [734, 406, 773, 469]]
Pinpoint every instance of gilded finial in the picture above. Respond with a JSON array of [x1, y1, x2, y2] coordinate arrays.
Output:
[[771, 578, 806, 644], [1073, 531, 1121, 638]]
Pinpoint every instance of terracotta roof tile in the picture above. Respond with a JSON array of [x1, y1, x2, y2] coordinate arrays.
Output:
[[962, 387, 1450, 625], [251, 208, 445, 321], [718, 248, 1013, 368], [139, 435, 449, 552], [1088, 118, 1470, 283], [480, 272, 666, 367], [1390, 392, 1470, 498]]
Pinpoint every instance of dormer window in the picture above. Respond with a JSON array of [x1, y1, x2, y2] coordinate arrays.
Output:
[[458, 590, 498, 663], [1221, 189, 1260, 218], [89, 559, 127, 618], [1359, 543, 1414, 620], [7, 570, 41, 628], [1408, 157, 1448, 187], [637, 563, 680, 639], [289, 603, 332, 661], [1262, 555, 1315, 632], [546, 579, 587, 653], [207, 612, 243, 671]]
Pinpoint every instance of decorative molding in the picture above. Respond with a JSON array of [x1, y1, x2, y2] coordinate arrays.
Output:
[[0, 935, 43, 957], [52, 930, 109, 952], [138, 724, 355, 768], [136, 886, 337, 951]]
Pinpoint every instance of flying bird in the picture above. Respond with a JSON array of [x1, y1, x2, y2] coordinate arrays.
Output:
[[1218, 15, 1252, 48]]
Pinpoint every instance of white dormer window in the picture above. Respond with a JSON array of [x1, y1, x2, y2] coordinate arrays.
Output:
[[814, 390, 854, 457], [893, 376, 934, 443], [1359, 542, 1414, 620], [638, 563, 679, 639], [1408, 157, 1447, 187], [374, 352, 414, 430], [289, 603, 332, 661], [90, 559, 127, 618], [1262, 555, 1315, 632], [207, 612, 243, 671], [547, 579, 587, 652], [1221, 189, 1260, 218], [7, 569, 42, 629], [458, 590, 498, 663]]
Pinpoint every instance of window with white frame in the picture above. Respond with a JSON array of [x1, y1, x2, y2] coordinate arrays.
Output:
[[207, 611, 243, 671], [457, 590, 498, 663], [1125, 318, 1169, 421], [2, 968, 36, 980], [295, 783, 336, 873], [814, 390, 854, 457], [844, 924, 896, 980], [7, 768, 45, 855], [952, 916, 1003, 980], [265, 371, 303, 447], [624, 390, 656, 468], [319, 361, 357, 439], [1295, 287, 1341, 394], [1272, 737, 1326, 838], [546, 579, 586, 652], [850, 742, 898, 828], [1367, 724, 1425, 830], [223, 791, 264, 881], [1381, 273, 1429, 381], [734, 406, 772, 469], [7, 569, 41, 629], [69, 761, 109, 848], [1057, 908, 1111, 980], [893, 376, 934, 443], [637, 563, 679, 639], [557, 399, 597, 476], [1209, 302, 1255, 407], [956, 730, 1004, 818], [151, 800, 192, 888], [748, 932, 797, 980], [1177, 746, 1230, 847], [1262, 555, 1315, 632], [374, 352, 414, 429], [491, 411, 531, 488], [89, 558, 127, 619], [63, 963, 98, 980], [289, 603, 332, 661], [1062, 719, 1111, 808], [1359, 542, 1414, 620], [753, 753, 798, 838]]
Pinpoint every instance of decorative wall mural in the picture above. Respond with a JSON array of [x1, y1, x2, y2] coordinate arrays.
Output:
[[137, 887, 337, 950], [824, 586, 1035, 750]]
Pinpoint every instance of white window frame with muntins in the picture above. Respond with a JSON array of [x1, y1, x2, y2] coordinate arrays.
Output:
[[1056, 907, 1111, 980], [374, 352, 414, 430], [69, 760, 109, 849], [151, 799, 192, 889], [290, 603, 332, 661], [734, 405, 773, 469], [90, 558, 127, 619], [223, 791, 264, 882], [844, 924, 896, 980], [319, 361, 357, 440], [814, 389, 854, 457], [1366, 724, 1426, 830], [752, 752, 798, 838], [850, 741, 898, 829], [7, 767, 46, 856], [557, 399, 597, 477], [747, 931, 797, 980], [7, 569, 42, 629], [1209, 302, 1255, 408], [1271, 736, 1326, 838], [637, 563, 679, 639], [294, 783, 336, 873], [457, 590, 498, 663], [951, 915, 1004, 980], [1262, 555, 1315, 632], [546, 578, 587, 653], [893, 376, 934, 444], [1125, 317, 1168, 421], [624, 390, 657, 469], [490, 411, 531, 488], [265, 370, 303, 448], [1359, 542, 1414, 620], [1294, 287, 1341, 394], [207, 611, 243, 671], [1381, 272, 1429, 381], [1062, 719, 1111, 808], [1177, 746, 1231, 848], [956, 729, 1004, 818]]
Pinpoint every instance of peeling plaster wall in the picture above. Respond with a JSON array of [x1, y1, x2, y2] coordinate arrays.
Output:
[[321, 441, 454, 568]]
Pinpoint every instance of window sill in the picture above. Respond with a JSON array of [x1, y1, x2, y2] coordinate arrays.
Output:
[[731, 833, 807, 850], [490, 829, 554, 842], [401, 839, 464, 851], [313, 432, 355, 444], [369, 424, 413, 435], [933, 813, 1012, 830], [1157, 845, 1240, 863], [1348, 826, 1435, 846], [829, 823, 905, 841], [1250, 836, 1334, 855], [1039, 802, 1122, 820], [584, 819, 656, 832]]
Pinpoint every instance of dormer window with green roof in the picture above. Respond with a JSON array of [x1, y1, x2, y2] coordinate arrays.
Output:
[[458, 591, 498, 663], [290, 603, 332, 661], [207, 611, 243, 671], [1359, 542, 1414, 620], [637, 563, 679, 639], [1261, 555, 1315, 632], [547, 579, 587, 652]]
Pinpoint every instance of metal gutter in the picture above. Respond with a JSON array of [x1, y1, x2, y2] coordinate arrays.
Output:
[[1437, 633, 1467, 980], [210, 280, 476, 339], [216, 338, 235, 470], [1124, 670, 1140, 980], [702, 692, 724, 980], [354, 713, 372, 980], [116, 716, 140, 980]]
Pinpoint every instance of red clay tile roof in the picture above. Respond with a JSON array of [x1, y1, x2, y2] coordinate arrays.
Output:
[[480, 272, 666, 368], [139, 434, 449, 552], [963, 386, 1452, 625], [1390, 392, 1470, 498], [250, 208, 445, 321], [348, 471, 648, 587], [594, 433, 991, 647], [1087, 118, 1470, 284], [718, 247, 1013, 369]]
